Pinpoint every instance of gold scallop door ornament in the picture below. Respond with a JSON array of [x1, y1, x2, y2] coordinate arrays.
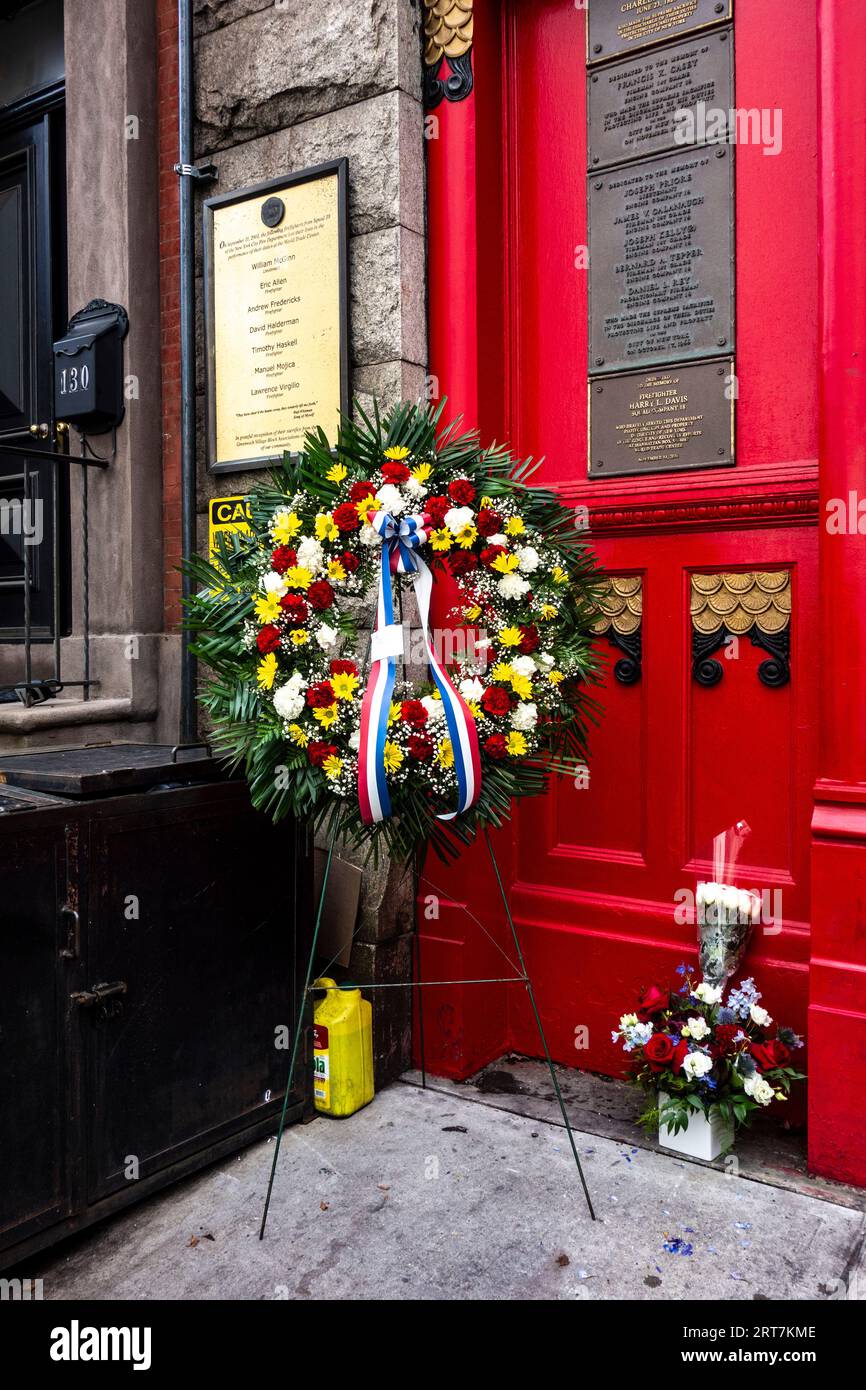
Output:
[[591, 575, 643, 684], [691, 572, 791, 687], [423, 0, 474, 107]]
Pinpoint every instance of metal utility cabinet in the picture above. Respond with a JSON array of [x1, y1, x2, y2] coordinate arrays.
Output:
[[0, 745, 311, 1270]]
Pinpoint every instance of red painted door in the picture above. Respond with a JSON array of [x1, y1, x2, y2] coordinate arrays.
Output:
[[421, 0, 819, 1105]]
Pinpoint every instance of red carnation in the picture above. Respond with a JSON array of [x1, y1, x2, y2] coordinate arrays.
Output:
[[712, 1024, 740, 1058], [308, 741, 338, 768], [407, 734, 434, 761], [481, 544, 507, 568], [271, 545, 297, 574], [636, 984, 669, 1023], [448, 478, 476, 506], [518, 623, 540, 655], [332, 502, 360, 533], [339, 551, 360, 574], [449, 551, 480, 578], [751, 1039, 791, 1072], [330, 659, 358, 677], [401, 699, 429, 728], [280, 593, 308, 626], [481, 686, 512, 716], [644, 1033, 676, 1073], [350, 481, 375, 503], [484, 733, 508, 760], [306, 680, 336, 709], [426, 495, 450, 528], [307, 580, 335, 611], [381, 460, 411, 483], [477, 509, 503, 537], [256, 624, 281, 655]]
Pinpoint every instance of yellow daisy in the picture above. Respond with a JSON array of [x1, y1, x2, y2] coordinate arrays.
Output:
[[355, 494, 377, 519], [491, 552, 520, 574], [383, 741, 403, 772], [549, 670, 565, 685], [323, 755, 343, 780], [464, 605, 482, 621], [284, 565, 313, 590], [288, 723, 308, 747], [326, 463, 347, 483], [253, 593, 281, 624], [479, 496, 493, 509], [511, 673, 533, 699], [331, 672, 359, 701], [315, 513, 339, 543], [552, 566, 568, 585], [491, 661, 514, 682], [505, 516, 525, 537], [411, 462, 432, 483], [383, 446, 411, 462], [506, 731, 527, 757], [430, 528, 453, 552], [467, 701, 483, 720], [327, 559, 347, 582], [272, 511, 302, 543], [499, 626, 523, 648], [540, 603, 558, 620], [455, 523, 478, 549], [436, 738, 454, 769], [313, 703, 339, 729], [290, 629, 309, 646], [388, 701, 401, 724], [257, 652, 278, 690]]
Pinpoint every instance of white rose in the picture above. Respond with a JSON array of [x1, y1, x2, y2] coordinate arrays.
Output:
[[744, 1074, 774, 1106], [421, 695, 446, 724], [360, 524, 380, 547], [444, 505, 473, 534], [273, 684, 305, 720], [682, 1051, 713, 1080], [459, 676, 485, 702], [315, 623, 338, 651], [750, 1004, 772, 1028], [693, 982, 723, 1006], [296, 537, 324, 574], [510, 701, 538, 732], [498, 573, 530, 601], [261, 570, 287, 596], [516, 546, 540, 573], [511, 655, 537, 676], [686, 1015, 711, 1041], [375, 483, 405, 516]]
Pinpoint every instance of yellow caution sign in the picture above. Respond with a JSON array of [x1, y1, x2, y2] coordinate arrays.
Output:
[[208, 495, 252, 561]]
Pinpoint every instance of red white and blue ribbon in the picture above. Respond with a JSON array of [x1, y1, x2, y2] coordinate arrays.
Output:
[[358, 509, 481, 826]]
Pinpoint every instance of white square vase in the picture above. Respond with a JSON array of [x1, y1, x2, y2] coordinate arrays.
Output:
[[657, 1091, 735, 1161]]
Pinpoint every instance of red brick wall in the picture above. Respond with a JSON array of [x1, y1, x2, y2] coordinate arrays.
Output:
[[156, 0, 182, 629]]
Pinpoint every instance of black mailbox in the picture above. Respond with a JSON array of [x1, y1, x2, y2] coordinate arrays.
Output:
[[53, 298, 129, 434]]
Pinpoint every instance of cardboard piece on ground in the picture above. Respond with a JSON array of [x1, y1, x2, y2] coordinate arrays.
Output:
[[313, 849, 363, 969]]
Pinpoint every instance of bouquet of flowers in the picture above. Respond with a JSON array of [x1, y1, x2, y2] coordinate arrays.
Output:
[[696, 820, 758, 988], [613, 965, 805, 1137]]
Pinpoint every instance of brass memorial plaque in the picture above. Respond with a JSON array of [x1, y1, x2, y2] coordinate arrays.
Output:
[[204, 162, 349, 474], [588, 146, 734, 373], [588, 359, 734, 477], [588, 29, 733, 170], [588, 0, 732, 64]]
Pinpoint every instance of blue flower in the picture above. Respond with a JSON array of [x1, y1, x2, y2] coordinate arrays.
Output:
[[717, 1006, 735, 1025], [675, 963, 688, 977], [727, 976, 761, 1020]]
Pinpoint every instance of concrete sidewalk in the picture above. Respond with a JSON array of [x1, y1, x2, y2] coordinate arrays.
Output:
[[27, 1076, 866, 1301]]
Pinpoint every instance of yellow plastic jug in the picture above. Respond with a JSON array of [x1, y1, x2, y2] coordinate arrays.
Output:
[[312, 978, 374, 1117]]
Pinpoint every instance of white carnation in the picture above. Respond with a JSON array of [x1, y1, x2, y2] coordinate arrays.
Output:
[[459, 676, 485, 702], [360, 524, 380, 547], [488, 533, 507, 546], [273, 683, 305, 721], [516, 546, 540, 573], [511, 655, 537, 676], [375, 483, 405, 515], [405, 477, 428, 497], [497, 573, 530, 600], [296, 537, 324, 574], [348, 728, 361, 752], [510, 701, 538, 732], [315, 623, 338, 651], [536, 651, 555, 670], [261, 570, 287, 596], [444, 505, 474, 534], [421, 695, 446, 724], [682, 1051, 713, 1080]]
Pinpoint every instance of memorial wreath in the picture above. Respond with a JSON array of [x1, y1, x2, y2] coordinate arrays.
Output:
[[184, 402, 604, 863]]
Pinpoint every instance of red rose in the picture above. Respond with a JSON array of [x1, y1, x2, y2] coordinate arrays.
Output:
[[381, 460, 411, 483], [426, 495, 450, 527], [449, 551, 480, 578], [339, 551, 360, 574], [644, 1033, 676, 1073], [481, 686, 512, 716], [271, 545, 297, 574], [751, 1039, 791, 1072], [484, 733, 508, 760], [256, 624, 281, 654], [448, 478, 476, 505], [401, 699, 429, 728], [330, 659, 358, 677], [307, 580, 335, 611], [518, 623, 540, 655], [477, 509, 503, 537], [636, 984, 669, 1023], [280, 593, 308, 626], [308, 741, 338, 768], [306, 680, 335, 709], [332, 502, 360, 533], [480, 544, 507, 568], [672, 1038, 690, 1074], [350, 481, 375, 503], [407, 734, 433, 761]]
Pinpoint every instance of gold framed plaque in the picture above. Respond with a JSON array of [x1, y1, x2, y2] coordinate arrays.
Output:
[[203, 160, 349, 474]]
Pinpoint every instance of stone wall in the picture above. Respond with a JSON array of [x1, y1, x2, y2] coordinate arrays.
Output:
[[192, 0, 427, 1083]]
